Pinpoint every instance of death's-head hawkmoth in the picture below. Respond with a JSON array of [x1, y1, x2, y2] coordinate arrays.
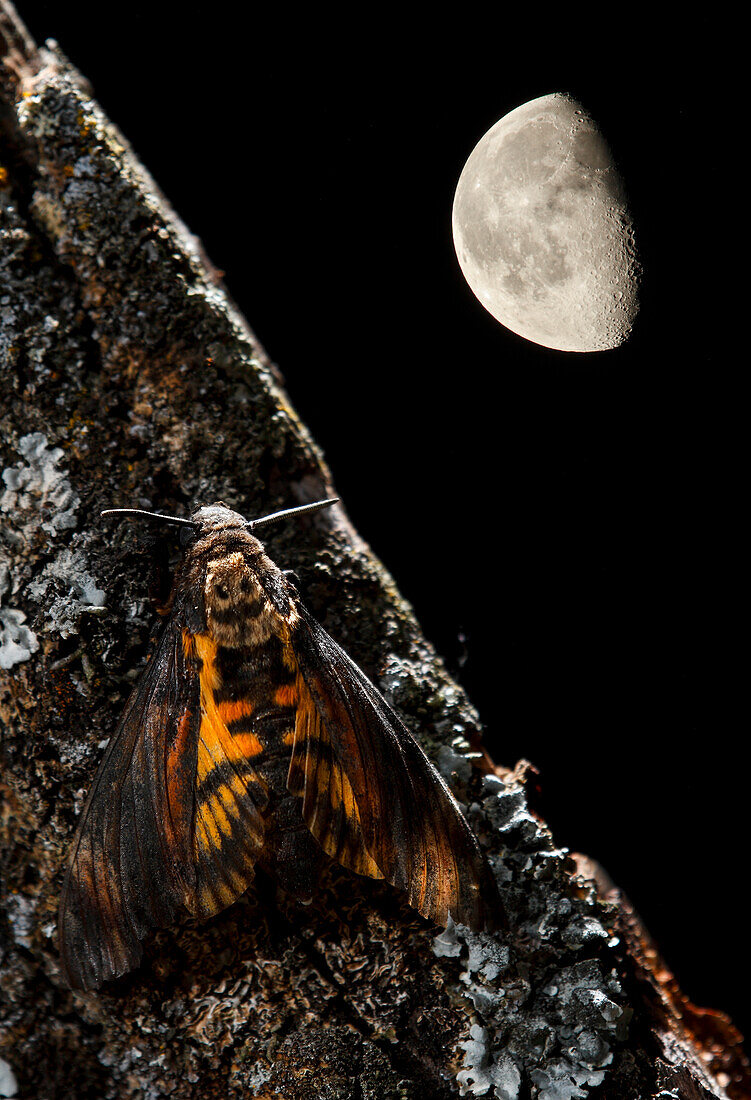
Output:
[[58, 499, 500, 990]]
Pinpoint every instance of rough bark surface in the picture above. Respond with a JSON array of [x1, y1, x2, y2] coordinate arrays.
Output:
[[0, 6, 748, 1099]]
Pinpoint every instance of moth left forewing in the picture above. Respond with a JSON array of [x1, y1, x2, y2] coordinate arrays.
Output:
[[288, 607, 498, 931]]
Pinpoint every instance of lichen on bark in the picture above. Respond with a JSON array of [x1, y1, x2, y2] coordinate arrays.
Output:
[[0, 9, 748, 1099]]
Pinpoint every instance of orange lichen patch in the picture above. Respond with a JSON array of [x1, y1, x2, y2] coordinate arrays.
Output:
[[76, 109, 95, 135]]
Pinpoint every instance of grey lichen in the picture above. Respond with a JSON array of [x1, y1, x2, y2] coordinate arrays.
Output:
[[458, 1027, 522, 1099], [0, 561, 39, 669], [435, 773, 629, 1099], [0, 1057, 19, 1100], [0, 603, 39, 670], [1, 432, 103, 641], [26, 545, 106, 638], [4, 892, 37, 950], [1, 431, 80, 539]]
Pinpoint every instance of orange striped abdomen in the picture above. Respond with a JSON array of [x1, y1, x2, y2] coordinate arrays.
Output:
[[210, 634, 299, 791]]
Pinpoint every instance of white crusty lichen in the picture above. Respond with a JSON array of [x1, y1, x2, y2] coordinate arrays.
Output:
[[0, 605, 38, 670], [4, 891, 37, 950], [436, 774, 629, 1099], [0, 1056, 18, 1099], [0, 560, 39, 670], [380, 653, 482, 789], [1, 431, 80, 539], [1, 432, 105, 642], [458, 1026, 522, 1100], [27, 547, 106, 638]]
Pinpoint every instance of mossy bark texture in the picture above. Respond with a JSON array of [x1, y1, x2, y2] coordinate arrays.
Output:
[[0, 6, 747, 1098]]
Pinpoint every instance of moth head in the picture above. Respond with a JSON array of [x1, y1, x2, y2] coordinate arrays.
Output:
[[100, 497, 339, 635], [190, 502, 248, 534]]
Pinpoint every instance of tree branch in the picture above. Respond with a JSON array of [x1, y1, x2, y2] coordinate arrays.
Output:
[[0, 4, 748, 1097]]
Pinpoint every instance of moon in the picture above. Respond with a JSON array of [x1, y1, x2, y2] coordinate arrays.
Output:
[[452, 93, 640, 352]]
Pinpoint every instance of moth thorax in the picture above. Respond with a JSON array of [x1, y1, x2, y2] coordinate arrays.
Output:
[[205, 553, 277, 647]]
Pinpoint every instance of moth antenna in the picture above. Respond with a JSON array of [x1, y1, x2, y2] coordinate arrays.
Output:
[[249, 498, 339, 531], [101, 508, 197, 530]]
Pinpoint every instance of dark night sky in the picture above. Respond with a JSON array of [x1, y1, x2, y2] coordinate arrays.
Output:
[[18, 6, 743, 1040]]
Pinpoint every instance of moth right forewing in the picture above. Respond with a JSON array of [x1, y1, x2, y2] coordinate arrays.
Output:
[[289, 680, 384, 880], [289, 607, 498, 931]]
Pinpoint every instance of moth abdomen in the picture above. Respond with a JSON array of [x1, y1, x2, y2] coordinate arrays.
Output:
[[258, 805, 322, 903], [212, 637, 295, 704]]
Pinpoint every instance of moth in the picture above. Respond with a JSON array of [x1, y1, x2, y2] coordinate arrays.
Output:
[[58, 499, 498, 990]]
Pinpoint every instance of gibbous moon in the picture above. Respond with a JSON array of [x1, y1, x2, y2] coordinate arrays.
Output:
[[452, 93, 640, 352]]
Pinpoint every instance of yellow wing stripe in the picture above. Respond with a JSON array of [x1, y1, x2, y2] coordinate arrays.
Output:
[[187, 633, 265, 915]]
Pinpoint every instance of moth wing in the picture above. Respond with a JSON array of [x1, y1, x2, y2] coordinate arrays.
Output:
[[289, 608, 498, 930], [58, 618, 200, 991], [187, 635, 269, 920]]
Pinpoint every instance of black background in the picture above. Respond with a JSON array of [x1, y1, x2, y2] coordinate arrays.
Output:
[[18, 5, 743, 1039]]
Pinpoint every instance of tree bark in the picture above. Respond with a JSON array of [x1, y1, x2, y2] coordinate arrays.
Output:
[[0, 5, 748, 1098]]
